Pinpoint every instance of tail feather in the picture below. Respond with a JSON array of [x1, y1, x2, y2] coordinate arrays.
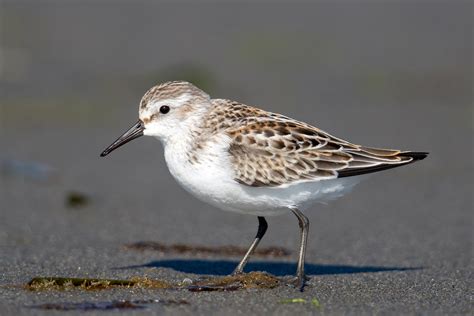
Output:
[[337, 151, 428, 178], [398, 151, 429, 161]]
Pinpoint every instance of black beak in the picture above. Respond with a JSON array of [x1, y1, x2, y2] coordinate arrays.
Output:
[[100, 120, 144, 157]]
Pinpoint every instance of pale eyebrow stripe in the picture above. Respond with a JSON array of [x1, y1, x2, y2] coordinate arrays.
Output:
[[147, 93, 192, 110]]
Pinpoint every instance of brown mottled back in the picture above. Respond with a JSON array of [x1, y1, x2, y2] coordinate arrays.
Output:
[[197, 99, 426, 187]]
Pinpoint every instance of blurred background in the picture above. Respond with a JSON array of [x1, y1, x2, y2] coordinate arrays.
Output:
[[0, 1, 472, 276]]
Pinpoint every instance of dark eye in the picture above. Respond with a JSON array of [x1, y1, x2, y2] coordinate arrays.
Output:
[[160, 105, 170, 114]]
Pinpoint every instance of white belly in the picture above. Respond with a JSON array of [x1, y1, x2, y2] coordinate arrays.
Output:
[[163, 136, 362, 216]]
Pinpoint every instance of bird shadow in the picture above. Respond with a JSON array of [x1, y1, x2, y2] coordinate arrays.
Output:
[[117, 259, 420, 276]]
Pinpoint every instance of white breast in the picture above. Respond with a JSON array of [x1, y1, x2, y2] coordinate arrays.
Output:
[[162, 134, 362, 216]]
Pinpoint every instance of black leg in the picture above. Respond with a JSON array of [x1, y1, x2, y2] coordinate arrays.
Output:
[[289, 206, 309, 291], [232, 216, 268, 275]]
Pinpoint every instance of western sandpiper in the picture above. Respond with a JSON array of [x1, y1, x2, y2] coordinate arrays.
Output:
[[100, 81, 427, 290]]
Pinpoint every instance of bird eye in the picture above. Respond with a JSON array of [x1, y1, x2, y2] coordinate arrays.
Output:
[[159, 105, 170, 114]]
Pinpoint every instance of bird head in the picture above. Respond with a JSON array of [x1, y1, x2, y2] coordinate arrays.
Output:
[[100, 81, 210, 157]]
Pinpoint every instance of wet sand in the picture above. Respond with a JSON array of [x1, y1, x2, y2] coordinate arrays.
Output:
[[1, 2, 472, 315]]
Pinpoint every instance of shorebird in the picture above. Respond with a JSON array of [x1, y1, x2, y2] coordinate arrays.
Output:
[[100, 81, 427, 291]]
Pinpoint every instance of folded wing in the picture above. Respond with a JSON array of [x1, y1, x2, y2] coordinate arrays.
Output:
[[226, 117, 427, 187]]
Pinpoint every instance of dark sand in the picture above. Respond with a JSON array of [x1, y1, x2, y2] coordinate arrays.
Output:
[[1, 2, 472, 315]]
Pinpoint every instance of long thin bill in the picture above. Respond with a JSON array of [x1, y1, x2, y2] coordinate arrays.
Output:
[[100, 120, 144, 157]]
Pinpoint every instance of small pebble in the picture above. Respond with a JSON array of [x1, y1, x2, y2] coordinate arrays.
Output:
[[182, 278, 193, 285]]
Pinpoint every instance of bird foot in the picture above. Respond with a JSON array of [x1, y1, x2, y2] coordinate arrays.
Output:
[[286, 275, 309, 292], [231, 269, 244, 276]]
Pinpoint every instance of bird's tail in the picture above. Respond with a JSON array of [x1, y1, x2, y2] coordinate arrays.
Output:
[[398, 151, 429, 161], [337, 150, 429, 178]]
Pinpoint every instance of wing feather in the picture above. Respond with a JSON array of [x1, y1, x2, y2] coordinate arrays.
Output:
[[213, 101, 426, 187]]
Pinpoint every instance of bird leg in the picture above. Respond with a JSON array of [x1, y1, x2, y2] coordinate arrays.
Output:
[[232, 216, 268, 275], [289, 206, 309, 291]]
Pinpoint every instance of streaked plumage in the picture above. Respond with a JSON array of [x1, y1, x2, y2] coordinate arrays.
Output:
[[206, 100, 425, 187], [100, 81, 428, 291]]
